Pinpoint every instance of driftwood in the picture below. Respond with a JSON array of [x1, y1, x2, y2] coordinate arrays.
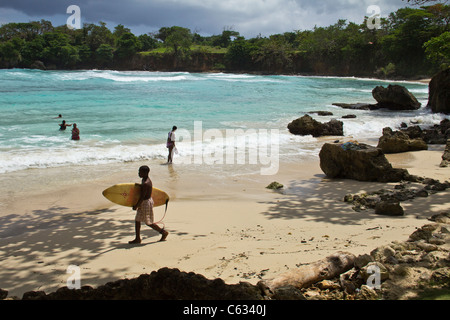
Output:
[[267, 251, 356, 290]]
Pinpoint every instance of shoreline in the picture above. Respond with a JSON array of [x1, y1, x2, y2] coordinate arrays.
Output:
[[2, 67, 432, 85], [0, 143, 448, 298]]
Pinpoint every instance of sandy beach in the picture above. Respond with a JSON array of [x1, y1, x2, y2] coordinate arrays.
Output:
[[0, 142, 449, 298]]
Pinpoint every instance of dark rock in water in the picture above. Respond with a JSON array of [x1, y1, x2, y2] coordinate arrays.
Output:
[[400, 119, 450, 144], [372, 85, 421, 110], [319, 142, 409, 182], [374, 201, 404, 216], [377, 127, 428, 154], [427, 68, 450, 114], [288, 115, 343, 137], [309, 111, 334, 116], [342, 114, 356, 119], [332, 102, 378, 110]]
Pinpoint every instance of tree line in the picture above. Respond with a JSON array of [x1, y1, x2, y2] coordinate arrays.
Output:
[[0, 4, 448, 78]]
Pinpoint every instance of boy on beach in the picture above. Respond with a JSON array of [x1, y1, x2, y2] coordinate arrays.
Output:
[[129, 165, 168, 244]]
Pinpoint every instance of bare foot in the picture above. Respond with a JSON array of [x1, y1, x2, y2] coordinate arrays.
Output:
[[128, 238, 141, 244], [159, 230, 169, 241]]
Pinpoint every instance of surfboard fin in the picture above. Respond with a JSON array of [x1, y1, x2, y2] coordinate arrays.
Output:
[[165, 199, 169, 213]]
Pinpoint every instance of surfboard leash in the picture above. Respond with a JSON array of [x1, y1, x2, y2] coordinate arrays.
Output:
[[154, 199, 169, 229]]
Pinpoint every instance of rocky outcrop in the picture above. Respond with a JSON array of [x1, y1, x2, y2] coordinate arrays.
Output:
[[372, 85, 421, 110], [288, 115, 343, 137], [344, 177, 449, 214], [19, 267, 264, 300], [427, 68, 450, 114], [440, 139, 450, 167], [332, 102, 379, 110], [377, 127, 428, 154], [319, 142, 410, 182], [401, 119, 450, 145]]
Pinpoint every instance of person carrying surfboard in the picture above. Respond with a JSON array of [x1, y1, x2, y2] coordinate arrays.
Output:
[[129, 165, 169, 243], [166, 126, 177, 164]]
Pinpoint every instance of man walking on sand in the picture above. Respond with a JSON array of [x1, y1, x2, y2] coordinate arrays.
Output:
[[129, 165, 168, 244]]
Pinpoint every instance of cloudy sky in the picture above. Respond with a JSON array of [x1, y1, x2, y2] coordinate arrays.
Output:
[[0, 0, 415, 37]]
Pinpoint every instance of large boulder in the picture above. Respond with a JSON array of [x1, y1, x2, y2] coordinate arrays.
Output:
[[427, 68, 450, 114], [377, 127, 428, 154], [319, 142, 410, 182], [372, 85, 421, 110], [288, 115, 343, 137]]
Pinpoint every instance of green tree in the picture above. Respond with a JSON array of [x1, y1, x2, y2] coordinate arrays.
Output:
[[0, 37, 24, 67], [115, 32, 141, 59], [163, 26, 192, 61], [20, 35, 45, 65], [225, 37, 258, 70], [95, 43, 114, 66], [138, 34, 158, 51], [254, 36, 293, 73], [84, 22, 114, 52], [41, 32, 79, 67], [424, 31, 450, 69]]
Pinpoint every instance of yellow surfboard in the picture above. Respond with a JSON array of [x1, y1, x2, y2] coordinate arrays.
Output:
[[102, 183, 169, 209]]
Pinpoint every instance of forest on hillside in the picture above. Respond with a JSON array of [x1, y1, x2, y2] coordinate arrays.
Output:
[[0, 3, 449, 78]]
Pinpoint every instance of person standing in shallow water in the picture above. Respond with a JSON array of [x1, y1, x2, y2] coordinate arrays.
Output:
[[59, 120, 72, 131], [166, 126, 177, 164], [71, 123, 80, 140], [129, 165, 168, 244]]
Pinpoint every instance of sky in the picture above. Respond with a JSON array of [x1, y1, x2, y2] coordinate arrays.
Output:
[[0, 0, 416, 37]]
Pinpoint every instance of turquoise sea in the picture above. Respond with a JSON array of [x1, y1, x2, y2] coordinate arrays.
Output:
[[0, 68, 443, 175]]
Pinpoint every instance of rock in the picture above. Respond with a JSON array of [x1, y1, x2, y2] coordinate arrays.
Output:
[[308, 111, 333, 116], [427, 68, 450, 114], [421, 119, 450, 144], [440, 139, 450, 167], [319, 142, 410, 182], [377, 127, 428, 154], [0, 288, 8, 300], [408, 224, 440, 242], [430, 268, 450, 287], [332, 102, 378, 110], [271, 286, 307, 300], [354, 254, 374, 269], [30, 60, 46, 70], [428, 212, 450, 224], [372, 85, 421, 110], [342, 114, 356, 119], [22, 291, 47, 300], [266, 181, 283, 190], [316, 280, 340, 290], [356, 285, 379, 300], [360, 262, 389, 282], [21, 268, 265, 300], [371, 246, 396, 263], [375, 201, 404, 216], [288, 115, 343, 137]]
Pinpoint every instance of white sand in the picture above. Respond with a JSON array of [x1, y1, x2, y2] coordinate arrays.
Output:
[[0, 147, 448, 298]]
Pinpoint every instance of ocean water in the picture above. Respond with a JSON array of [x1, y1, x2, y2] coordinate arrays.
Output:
[[0, 68, 444, 175]]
